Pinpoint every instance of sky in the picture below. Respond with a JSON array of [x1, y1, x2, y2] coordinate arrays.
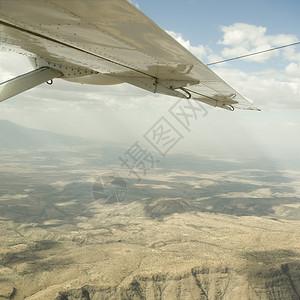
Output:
[[0, 0, 300, 167]]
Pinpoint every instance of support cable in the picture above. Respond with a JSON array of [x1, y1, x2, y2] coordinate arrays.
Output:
[[206, 41, 300, 66]]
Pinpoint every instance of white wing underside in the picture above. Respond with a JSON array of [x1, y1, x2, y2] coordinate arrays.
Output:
[[0, 0, 259, 110]]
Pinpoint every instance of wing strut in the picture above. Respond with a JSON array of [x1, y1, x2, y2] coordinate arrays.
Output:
[[0, 67, 62, 102]]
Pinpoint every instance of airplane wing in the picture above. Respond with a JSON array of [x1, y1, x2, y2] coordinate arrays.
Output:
[[0, 0, 260, 111]]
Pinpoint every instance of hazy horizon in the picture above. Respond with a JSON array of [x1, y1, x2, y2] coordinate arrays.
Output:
[[0, 1, 299, 298]]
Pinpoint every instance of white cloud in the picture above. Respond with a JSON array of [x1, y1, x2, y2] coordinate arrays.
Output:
[[127, 0, 140, 9], [283, 46, 300, 63], [213, 67, 300, 109], [218, 23, 299, 63], [1, 20, 300, 147], [166, 30, 208, 60], [206, 53, 224, 64], [0, 51, 33, 82], [285, 62, 300, 78], [165, 25, 300, 110], [220, 23, 267, 47]]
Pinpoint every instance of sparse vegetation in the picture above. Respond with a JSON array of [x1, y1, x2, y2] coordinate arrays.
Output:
[[0, 122, 299, 299]]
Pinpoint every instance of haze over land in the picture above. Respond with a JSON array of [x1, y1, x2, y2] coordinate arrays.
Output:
[[0, 121, 299, 299], [0, 0, 299, 298]]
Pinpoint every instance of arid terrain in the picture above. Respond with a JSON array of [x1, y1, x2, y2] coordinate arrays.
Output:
[[0, 121, 299, 299]]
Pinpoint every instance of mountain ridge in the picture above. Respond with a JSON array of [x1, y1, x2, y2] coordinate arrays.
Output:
[[0, 119, 91, 148]]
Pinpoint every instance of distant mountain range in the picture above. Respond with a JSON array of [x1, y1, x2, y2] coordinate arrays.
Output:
[[0, 120, 89, 148]]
